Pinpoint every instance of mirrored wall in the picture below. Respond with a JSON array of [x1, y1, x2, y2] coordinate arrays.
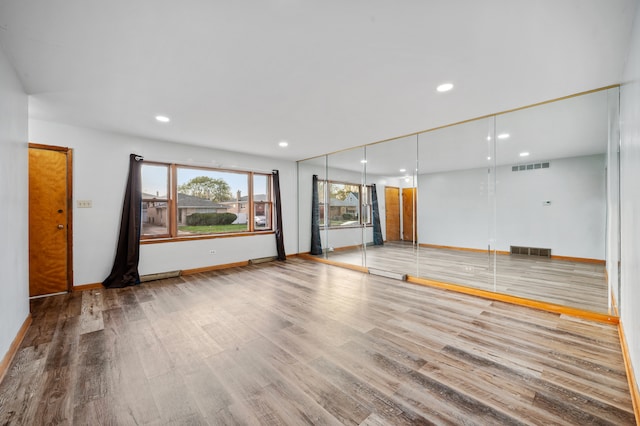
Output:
[[298, 87, 621, 315]]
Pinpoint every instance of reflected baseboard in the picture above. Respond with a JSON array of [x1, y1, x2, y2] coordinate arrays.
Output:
[[407, 275, 618, 324], [299, 253, 618, 324]]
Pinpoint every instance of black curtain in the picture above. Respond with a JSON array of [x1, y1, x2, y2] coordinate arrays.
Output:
[[103, 154, 143, 288], [272, 170, 286, 261], [310, 175, 323, 255], [371, 184, 383, 246]]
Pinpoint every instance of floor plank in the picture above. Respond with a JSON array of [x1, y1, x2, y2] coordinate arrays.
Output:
[[0, 258, 634, 425]]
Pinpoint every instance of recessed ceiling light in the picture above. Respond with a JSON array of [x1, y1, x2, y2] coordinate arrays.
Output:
[[278, 141, 288, 148], [360, 159, 367, 164], [399, 168, 406, 172], [436, 83, 454, 92], [497, 133, 510, 139], [486, 135, 492, 141], [487, 156, 491, 160], [155, 115, 170, 123], [520, 152, 530, 157]]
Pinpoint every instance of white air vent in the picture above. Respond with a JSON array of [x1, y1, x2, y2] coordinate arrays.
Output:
[[512, 162, 550, 172]]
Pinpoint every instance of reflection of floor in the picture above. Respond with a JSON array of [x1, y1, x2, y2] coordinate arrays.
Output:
[[322, 241, 609, 313]]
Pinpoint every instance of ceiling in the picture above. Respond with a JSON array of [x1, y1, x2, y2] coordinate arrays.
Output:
[[307, 88, 612, 176], [0, 0, 636, 162]]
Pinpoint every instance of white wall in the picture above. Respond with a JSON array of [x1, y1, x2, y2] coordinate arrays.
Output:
[[0, 49, 29, 361], [29, 120, 297, 285], [419, 154, 606, 259], [620, 0, 640, 403]]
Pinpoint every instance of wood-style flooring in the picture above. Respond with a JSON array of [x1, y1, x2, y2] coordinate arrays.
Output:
[[0, 258, 633, 425], [325, 242, 609, 313]]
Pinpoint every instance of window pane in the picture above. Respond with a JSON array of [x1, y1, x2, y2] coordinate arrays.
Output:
[[253, 174, 271, 230], [329, 182, 360, 226], [142, 164, 169, 236], [142, 164, 169, 198], [362, 185, 372, 225], [318, 181, 326, 204], [176, 168, 248, 235]]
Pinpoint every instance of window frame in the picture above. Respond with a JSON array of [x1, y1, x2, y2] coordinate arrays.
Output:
[[141, 162, 274, 243], [318, 179, 374, 229]]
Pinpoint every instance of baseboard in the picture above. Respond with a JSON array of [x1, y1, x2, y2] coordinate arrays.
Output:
[[0, 313, 32, 385], [550, 255, 605, 264], [419, 244, 510, 256], [298, 253, 369, 273], [419, 243, 604, 263], [73, 282, 103, 291], [182, 261, 250, 276], [619, 322, 640, 424], [406, 275, 618, 324]]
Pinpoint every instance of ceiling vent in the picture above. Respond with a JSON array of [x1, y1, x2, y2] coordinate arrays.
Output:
[[512, 162, 550, 172]]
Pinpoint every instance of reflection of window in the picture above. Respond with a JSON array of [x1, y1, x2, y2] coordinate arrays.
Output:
[[317, 180, 373, 228], [141, 162, 273, 240]]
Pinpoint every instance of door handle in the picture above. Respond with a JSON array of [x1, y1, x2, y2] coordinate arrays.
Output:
[[57, 224, 64, 229]]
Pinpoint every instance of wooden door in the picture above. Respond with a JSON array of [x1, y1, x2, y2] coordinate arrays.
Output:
[[402, 187, 417, 242], [385, 186, 400, 241], [29, 145, 72, 296]]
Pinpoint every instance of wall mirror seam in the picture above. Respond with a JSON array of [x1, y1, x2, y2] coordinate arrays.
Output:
[[298, 86, 621, 316]]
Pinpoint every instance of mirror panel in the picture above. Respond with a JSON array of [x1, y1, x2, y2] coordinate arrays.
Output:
[[495, 90, 609, 312], [325, 147, 367, 266], [296, 87, 620, 315], [363, 136, 418, 276], [417, 117, 496, 289]]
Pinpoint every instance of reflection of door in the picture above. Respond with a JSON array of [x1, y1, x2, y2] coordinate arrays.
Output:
[[385, 187, 400, 241], [402, 187, 417, 242], [29, 145, 72, 297]]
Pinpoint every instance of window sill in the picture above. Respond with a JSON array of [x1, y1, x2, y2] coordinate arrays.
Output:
[[140, 230, 275, 245], [324, 225, 374, 230]]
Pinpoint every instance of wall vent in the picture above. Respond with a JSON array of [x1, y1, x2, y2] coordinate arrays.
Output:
[[512, 161, 550, 172], [510, 246, 551, 258]]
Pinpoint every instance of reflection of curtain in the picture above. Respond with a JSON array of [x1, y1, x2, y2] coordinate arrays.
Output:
[[310, 175, 323, 255], [272, 170, 286, 261], [371, 184, 383, 246], [103, 154, 143, 288]]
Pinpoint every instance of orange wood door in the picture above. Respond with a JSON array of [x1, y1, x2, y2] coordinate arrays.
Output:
[[402, 187, 417, 242], [385, 187, 400, 241], [29, 146, 71, 296]]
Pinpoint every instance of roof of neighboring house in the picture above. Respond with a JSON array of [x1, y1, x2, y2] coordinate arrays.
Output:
[[330, 192, 359, 206], [142, 192, 167, 199], [142, 193, 226, 209], [177, 193, 226, 208], [236, 194, 268, 202]]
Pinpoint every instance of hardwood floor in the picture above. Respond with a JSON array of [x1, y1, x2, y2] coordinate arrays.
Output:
[[325, 242, 609, 313], [0, 258, 634, 425]]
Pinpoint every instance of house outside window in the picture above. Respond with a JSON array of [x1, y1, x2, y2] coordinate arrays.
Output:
[[141, 162, 273, 240], [318, 180, 373, 228]]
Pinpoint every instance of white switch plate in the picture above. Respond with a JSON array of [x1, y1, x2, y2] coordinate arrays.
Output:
[[77, 200, 92, 208]]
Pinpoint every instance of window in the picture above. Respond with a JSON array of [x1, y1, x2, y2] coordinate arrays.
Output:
[[318, 180, 373, 228], [142, 164, 170, 236], [141, 162, 273, 240]]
